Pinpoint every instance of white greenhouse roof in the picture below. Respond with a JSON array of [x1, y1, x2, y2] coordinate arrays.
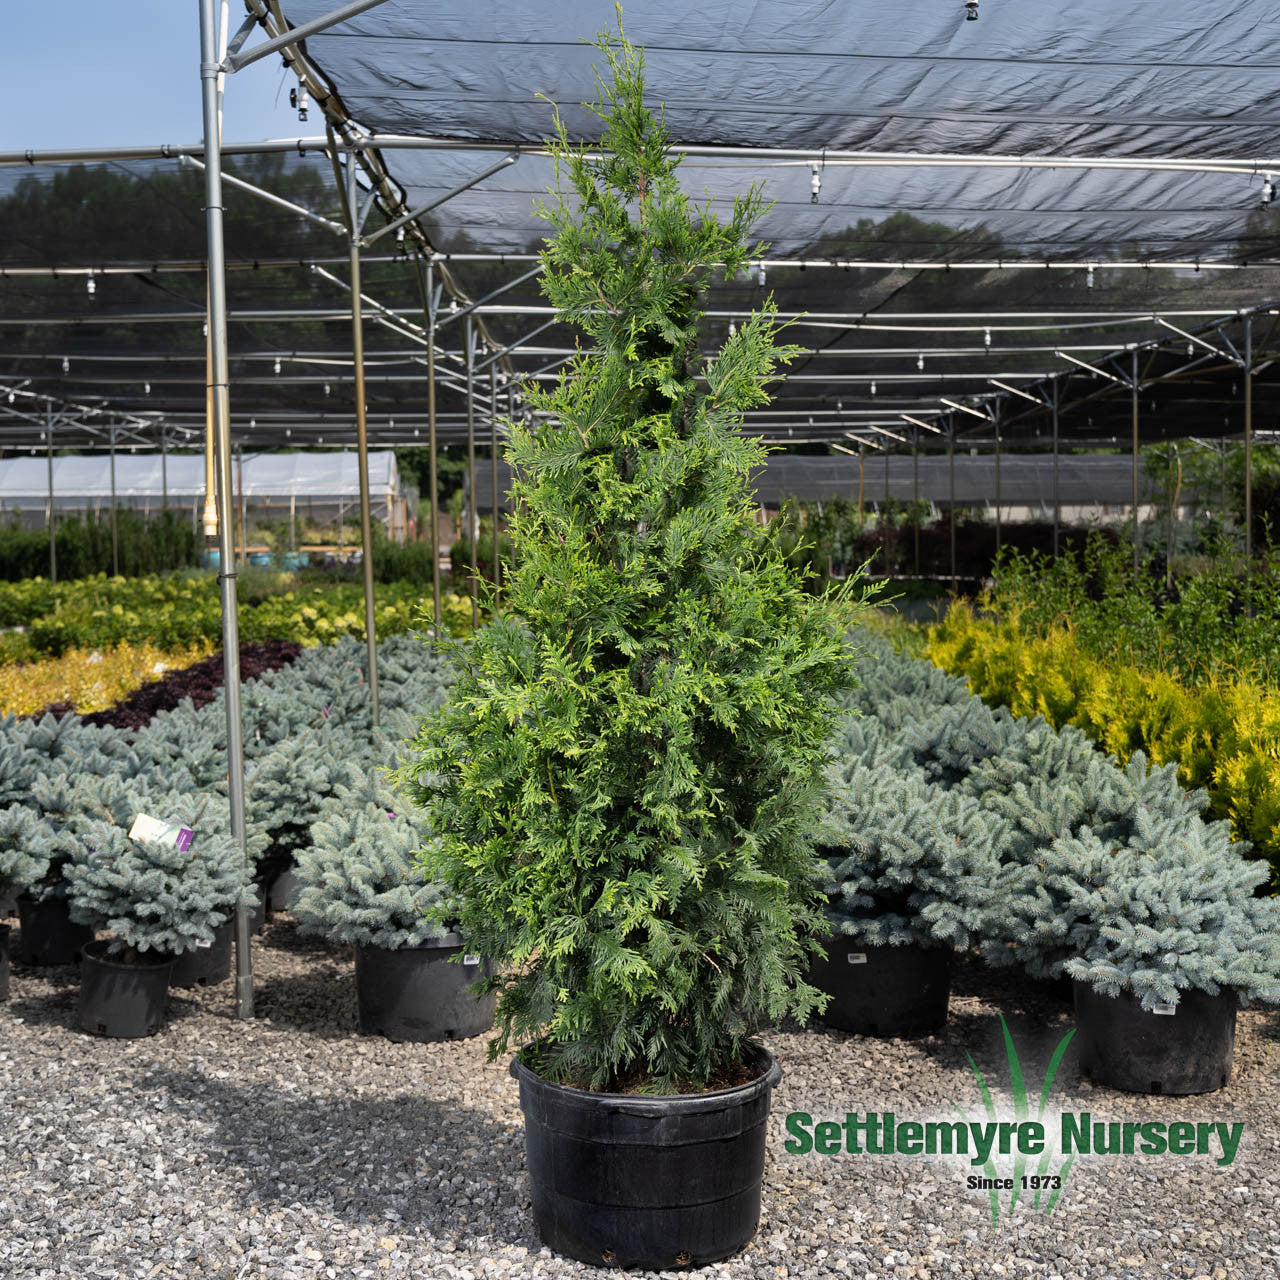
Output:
[[0, 451, 400, 502]]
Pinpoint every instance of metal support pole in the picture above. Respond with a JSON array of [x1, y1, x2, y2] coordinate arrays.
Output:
[[290, 492, 296, 550], [1051, 383, 1060, 558], [490, 366, 501, 606], [465, 317, 478, 629], [346, 154, 381, 725], [426, 260, 442, 631], [856, 446, 864, 519], [199, 0, 253, 1021], [109, 423, 119, 576], [1132, 348, 1140, 574], [161, 429, 169, 513], [1166, 440, 1176, 590], [46, 405, 56, 584], [912, 431, 920, 577], [1244, 315, 1254, 565], [949, 422, 957, 594], [994, 409, 1002, 555], [235, 446, 246, 566]]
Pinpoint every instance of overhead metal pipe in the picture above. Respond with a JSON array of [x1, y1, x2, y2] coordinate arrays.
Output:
[[346, 151, 381, 726], [199, 0, 253, 1022], [364, 153, 519, 246], [225, 0, 391, 72]]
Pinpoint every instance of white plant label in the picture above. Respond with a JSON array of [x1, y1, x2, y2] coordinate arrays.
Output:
[[195, 938, 213, 949], [128, 813, 194, 852], [847, 952, 868, 965], [462, 953, 481, 967], [1152, 1003, 1177, 1016]]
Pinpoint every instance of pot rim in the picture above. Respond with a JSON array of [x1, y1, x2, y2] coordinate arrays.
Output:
[[81, 938, 176, 971], [509, 1041, 782, 1115], [353, 931, 467, 952]]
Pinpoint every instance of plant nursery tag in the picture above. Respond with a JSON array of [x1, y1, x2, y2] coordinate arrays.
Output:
[[128, 813, 194, 851], [195, 938, 212, 949], [463, 953, 481, 966], [847, 952, 868, 965], [1152, 1003, 1177, 1016]]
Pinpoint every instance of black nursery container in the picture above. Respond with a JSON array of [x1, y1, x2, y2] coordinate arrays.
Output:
[[17, 894, 94, 966], [1074, 981, 1238, 1095], [808, 937, 951, 1037], [353, 934, 495, 1042], [511, 1045, 782, 1271], [0, 922, 9, 1001], [170, 920, 233, 988], [78, 940, 174, 1038]]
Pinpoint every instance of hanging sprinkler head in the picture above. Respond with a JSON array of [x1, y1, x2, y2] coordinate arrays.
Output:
[[1262, 174, 1276, 206], [290, 86, 309, 123], [810, 163, 822, 204], [965, 1, 979, 18]]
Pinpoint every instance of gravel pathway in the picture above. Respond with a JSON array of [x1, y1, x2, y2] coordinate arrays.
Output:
[[3, 918, 1278, 1280]]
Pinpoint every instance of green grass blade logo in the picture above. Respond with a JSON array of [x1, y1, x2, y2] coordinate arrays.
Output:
[[952, 1016, 1076, 1229]]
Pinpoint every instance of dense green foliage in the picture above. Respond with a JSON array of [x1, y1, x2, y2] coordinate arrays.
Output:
[[399, 31, 870, 1092], [0, 510, 197, 582]]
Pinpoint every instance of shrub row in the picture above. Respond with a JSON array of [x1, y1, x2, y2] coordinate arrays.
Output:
[[926, 603, 1280, 884]]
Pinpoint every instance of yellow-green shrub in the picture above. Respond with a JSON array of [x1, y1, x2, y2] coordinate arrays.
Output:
[[927, 604, 1280, 880]]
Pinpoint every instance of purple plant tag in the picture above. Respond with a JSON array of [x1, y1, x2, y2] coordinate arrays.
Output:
[[323, 705, 331, 718], [174, 827, 194, 852], [387, 811, 396, 819]]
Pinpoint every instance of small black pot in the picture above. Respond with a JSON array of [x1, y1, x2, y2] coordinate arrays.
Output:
[[0, 922, 10, 1001], [1074, 981, 1238, 1095], [170, 919, 233, 988], [354, 934, 495, 1042], [78, 940, 174, 1038], [808, 936, 951, 1037], [17, 894, 95, 967], [511, 1044, 781, 1270]]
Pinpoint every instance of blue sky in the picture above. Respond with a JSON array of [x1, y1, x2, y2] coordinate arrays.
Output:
[[0, 3, 303, 150]]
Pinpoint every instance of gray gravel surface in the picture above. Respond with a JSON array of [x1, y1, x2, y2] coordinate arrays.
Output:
[[3, 918, 1278, 1280]]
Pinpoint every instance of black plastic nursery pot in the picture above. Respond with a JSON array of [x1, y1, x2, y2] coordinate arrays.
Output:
[[0, 922, 9, 1001], [808, 937, 951, 1037], [353, 934, 495, 1042], [511, 1045, 782, 1271], [1073, 981, 1238, 1095], [170, 919, 233, 988], [78, 940, 175, 1038], [16, 894, 95, 967]]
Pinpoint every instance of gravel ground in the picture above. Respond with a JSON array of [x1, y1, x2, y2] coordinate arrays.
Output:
[[3, 916, 1279, 1280]]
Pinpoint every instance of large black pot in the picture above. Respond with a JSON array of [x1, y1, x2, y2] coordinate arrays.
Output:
[[1074, 981, 1237, 1095], [170, 919, 233, 988], [511, 1044, 781, 1270], [808, 936, 951, 1037], [17, 894, 94, 966], [0, 922, 9, 1001], [78, 940, 174, 1038], [354, 934, 495, 1042]]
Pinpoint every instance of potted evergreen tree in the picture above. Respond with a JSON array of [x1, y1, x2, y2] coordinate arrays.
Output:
[[812, 762, 1024, 1036], [398, 25, 871, 1270], [291, 779, 494, 1042], [66, 809, 254, 1037]]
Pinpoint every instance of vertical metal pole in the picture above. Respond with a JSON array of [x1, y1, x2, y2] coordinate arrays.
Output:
[[1132, 348, 1140, 574], [466, 317, 479, 629], [199, 0, 253, 1021], [856, 446, 864, 519], [235, 445, 246, 566], [490, 366, 501, 606], [1166, 440, 1175, 589], [46, 405, 57, 584], [912, 430, 920, 577], [290, 491, 296, 550], [426, 261, 442, 631], [949, 420, 957, 594], [161, 429, 169, 513], [883, 446, 891, 573], [109, 423, 119, 575], [993, 408, 1002, 554], [1244, 315, 1254, 565], [346, 154, 380, 725], [1051, 383, 1060, 558]]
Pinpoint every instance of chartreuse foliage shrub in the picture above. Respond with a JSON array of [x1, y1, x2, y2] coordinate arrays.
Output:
[[398, 31, 874, 1092], [928, 602, 1280, 882]]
